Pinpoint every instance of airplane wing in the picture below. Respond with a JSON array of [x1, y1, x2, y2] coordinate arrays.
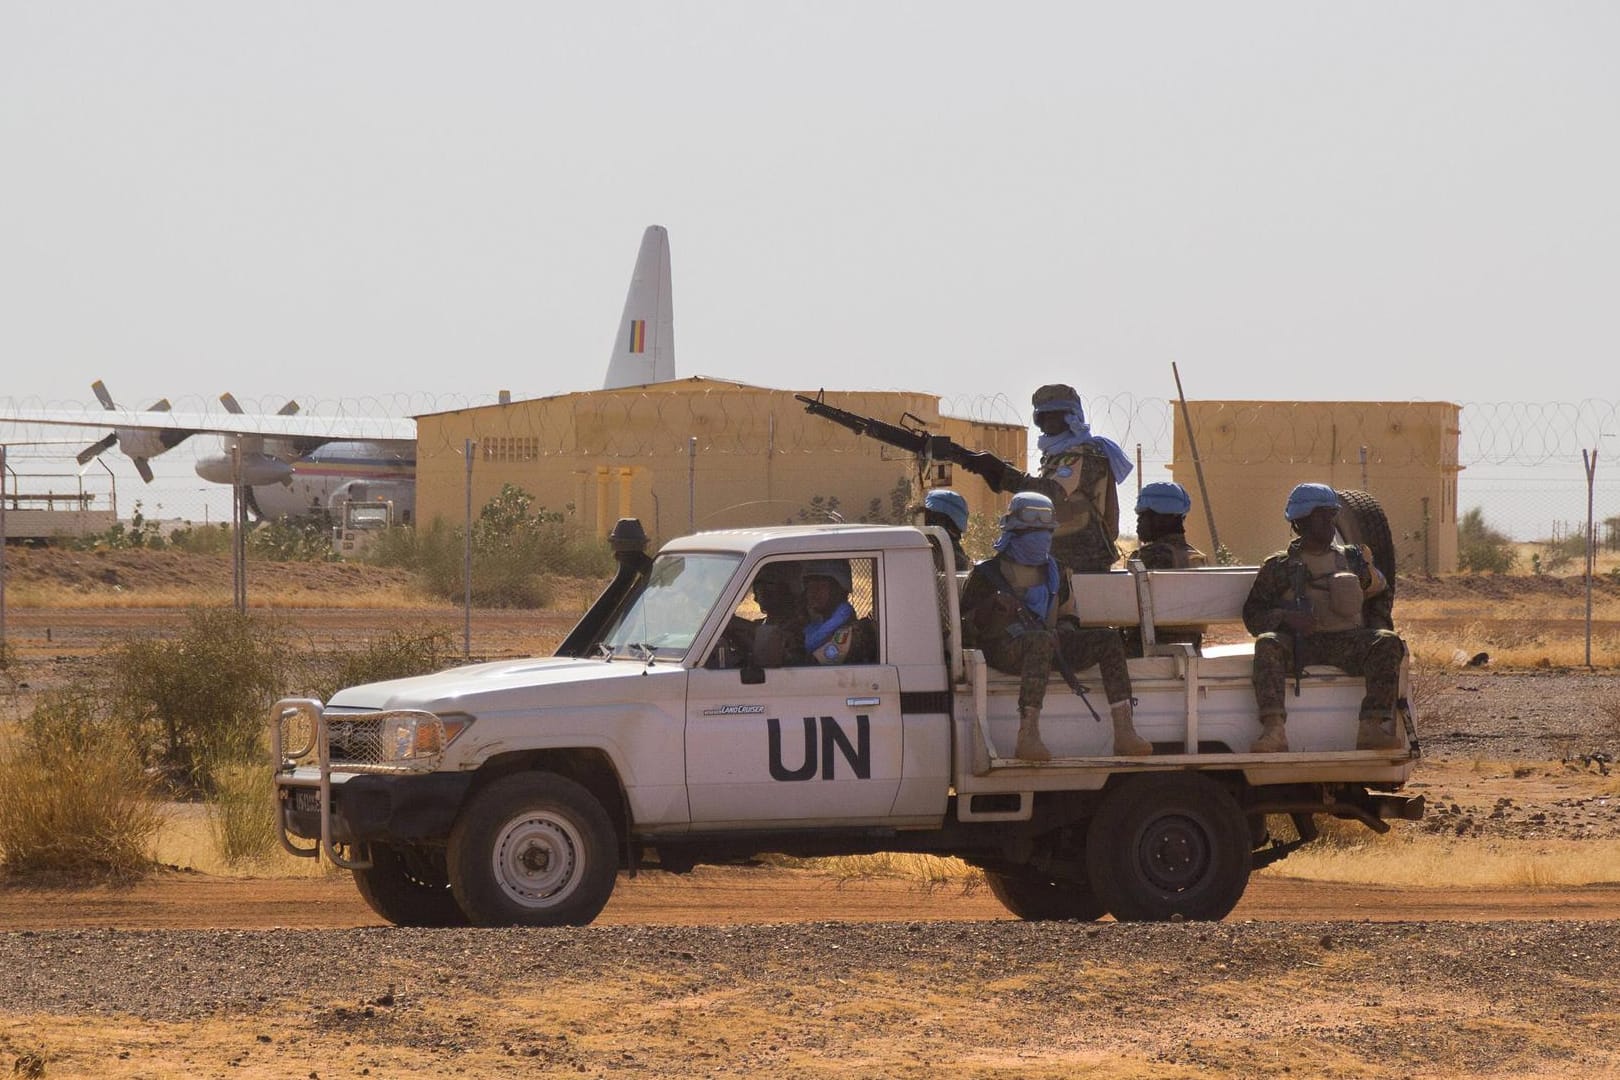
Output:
[[0, 406, 416, 442]]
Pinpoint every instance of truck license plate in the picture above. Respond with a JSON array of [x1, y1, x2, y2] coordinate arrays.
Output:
[[292, 789, 322, 814]]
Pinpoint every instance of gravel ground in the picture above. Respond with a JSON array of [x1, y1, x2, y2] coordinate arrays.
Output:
[[1418, 669, 1620, 761], [3, 921, 1618, 1077]]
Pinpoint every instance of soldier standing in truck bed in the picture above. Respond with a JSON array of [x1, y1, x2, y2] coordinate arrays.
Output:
[[1127, 481, 1209, 570], [1000, 384, 1134, 573]]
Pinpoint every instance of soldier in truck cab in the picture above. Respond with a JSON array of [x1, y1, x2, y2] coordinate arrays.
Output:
[[1127, 481, 1208, 570], [959, 493, 1150, 761], [712, 560, 808, 668], [1242, 483, 1405, 754], [799, 559, 878, 665]]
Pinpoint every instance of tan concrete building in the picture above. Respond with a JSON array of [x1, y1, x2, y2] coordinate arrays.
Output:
[[415, 377, 1024, 547], [1167, 400, 1461, 573]]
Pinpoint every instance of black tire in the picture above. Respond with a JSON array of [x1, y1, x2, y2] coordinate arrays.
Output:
[[1084, 773, 1252, 922], [447, 773, 619, 927], [351, 842, 468, 927], [985, 870, 1108, 922], [1334, 487, 1397, 630]]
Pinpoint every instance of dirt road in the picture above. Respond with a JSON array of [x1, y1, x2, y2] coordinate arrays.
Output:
[[6, 866, 1620, 930]]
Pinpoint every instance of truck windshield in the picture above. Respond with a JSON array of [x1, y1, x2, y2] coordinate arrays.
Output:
[[598, 552, 742, 663]]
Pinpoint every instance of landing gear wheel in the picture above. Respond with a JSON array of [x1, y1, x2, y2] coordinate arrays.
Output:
[[985, 870, 1107, 921], [351, 842, 468, 927], [1085, 773, 1252, 922], [1334, 487, 1397, 630], [447, 773, 619, 927]]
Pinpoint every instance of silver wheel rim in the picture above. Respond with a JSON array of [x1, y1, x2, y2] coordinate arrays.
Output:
[[490, 810, 585, 908]]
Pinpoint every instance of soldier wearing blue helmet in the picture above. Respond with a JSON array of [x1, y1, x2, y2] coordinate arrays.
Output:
[[1241, 483, 1404, 754], [921, 489, 972, 571], [959, 493, 1149, 761], [1127, 481, 1208, 570]]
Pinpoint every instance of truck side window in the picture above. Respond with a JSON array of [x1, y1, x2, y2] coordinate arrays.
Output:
[[800, 558, 879, 667]]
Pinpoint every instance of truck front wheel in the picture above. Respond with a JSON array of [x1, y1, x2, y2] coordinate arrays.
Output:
[[351, 842, 468, 927], [1085, 773, 1251, 922], [447, 773, 619, 927], [985, 870, 1107, 922]]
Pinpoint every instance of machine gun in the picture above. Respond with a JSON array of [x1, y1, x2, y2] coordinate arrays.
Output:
[[795, 390, 1029, 493]]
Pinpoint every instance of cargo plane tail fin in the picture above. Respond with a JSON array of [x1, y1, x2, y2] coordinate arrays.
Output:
[[603, 225, 675, 389]]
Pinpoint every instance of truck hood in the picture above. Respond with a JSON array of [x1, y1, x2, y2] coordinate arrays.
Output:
[[325, 656, 683, 716]]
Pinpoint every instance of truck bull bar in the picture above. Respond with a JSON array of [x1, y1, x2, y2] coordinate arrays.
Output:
[[269, 697, 450, 870]]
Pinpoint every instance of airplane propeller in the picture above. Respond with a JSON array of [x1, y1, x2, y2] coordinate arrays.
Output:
[[76, 379, 190, 483]]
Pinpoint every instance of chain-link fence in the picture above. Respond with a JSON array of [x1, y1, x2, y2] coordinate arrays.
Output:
[[3, 391, 1617, 583]]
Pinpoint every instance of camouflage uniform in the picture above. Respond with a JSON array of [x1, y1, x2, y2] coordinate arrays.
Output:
[[1129, 532, 1208, 570], [1242, 538, 1403, 723], [1032, 443, 1121, 573], [961, 555, 1132, 713]]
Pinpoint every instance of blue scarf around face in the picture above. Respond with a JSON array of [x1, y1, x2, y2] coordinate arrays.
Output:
[[804, 601, 856, 653], [994, 527, 1053, 566], [1037, 406, 1134, 483]]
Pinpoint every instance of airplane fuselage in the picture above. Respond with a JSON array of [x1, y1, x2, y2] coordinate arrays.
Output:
[[194, 439, 415, 522]]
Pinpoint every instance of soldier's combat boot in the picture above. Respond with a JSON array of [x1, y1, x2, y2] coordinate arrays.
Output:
[[1356, 713, 1403, 750], [1109, 701, 1152, 756], [1014, 707, 1051, 762], [1251, 714, 1288, 754]]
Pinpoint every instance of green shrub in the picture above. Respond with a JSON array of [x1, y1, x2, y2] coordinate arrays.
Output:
[[1538, 533, 1585, 574], [206, 760, 280, 866], [167, 521, 234, 555], [363, 485, 612, 607], [1457, 508, 1517, 574], [248, 514, 336, 562], [70, 500, 166, 551], [107, 609, 291, 793], [310, 627, 458, 702], [0, 689, 160, 880]]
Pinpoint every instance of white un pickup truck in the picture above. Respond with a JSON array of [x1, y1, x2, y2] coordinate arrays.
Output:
[[270, 519, 1421, 928]]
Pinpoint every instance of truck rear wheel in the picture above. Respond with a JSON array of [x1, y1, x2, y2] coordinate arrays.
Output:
[[985, 870, 1107, 921], [351, 842, 468, 927], [447, 772, 618, 927], [1085, 773, 1251, 922]]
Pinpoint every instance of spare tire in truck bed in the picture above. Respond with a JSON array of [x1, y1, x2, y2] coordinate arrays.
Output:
[[1334, 487, 1396, 630]]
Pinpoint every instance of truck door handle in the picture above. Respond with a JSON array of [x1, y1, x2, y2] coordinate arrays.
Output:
[[846, 697, 881, 707]]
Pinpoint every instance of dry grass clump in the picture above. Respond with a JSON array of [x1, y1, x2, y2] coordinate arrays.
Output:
[[306, 627, 458, 702], [1261, 815, 1620, 888], [763, 852, 985, 891], [205, 761, 281, 867], [0, 689, 161, 881]]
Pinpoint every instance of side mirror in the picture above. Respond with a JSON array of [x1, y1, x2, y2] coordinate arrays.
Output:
[[740, 664, 766, 685]]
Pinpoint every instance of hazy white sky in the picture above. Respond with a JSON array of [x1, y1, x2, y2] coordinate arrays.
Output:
[[4, 1, 1616, 421]]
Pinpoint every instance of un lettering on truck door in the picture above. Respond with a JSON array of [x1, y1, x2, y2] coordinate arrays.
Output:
[[685, 555, 900, 825]]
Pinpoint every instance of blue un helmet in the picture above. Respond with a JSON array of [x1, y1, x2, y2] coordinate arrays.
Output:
[[1284, 483, 1341, 521], [1135, 481, 1192, 516], [801, 559, 853, 595], [923, 489, 969, 533], [1000, 492, 1057, 534]]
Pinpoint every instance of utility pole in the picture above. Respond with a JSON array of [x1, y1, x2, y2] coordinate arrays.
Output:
[[1583, 448, 1597, 669]]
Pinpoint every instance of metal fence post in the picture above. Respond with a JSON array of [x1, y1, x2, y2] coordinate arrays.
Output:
[[1, 445, 7, 654], [464, 438, 474, 661], [1584, 448, 1597, 669], [232, 443, 247, 614]]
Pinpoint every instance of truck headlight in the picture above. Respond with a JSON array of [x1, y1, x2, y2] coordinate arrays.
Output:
[[384, 712, 474, 760]]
